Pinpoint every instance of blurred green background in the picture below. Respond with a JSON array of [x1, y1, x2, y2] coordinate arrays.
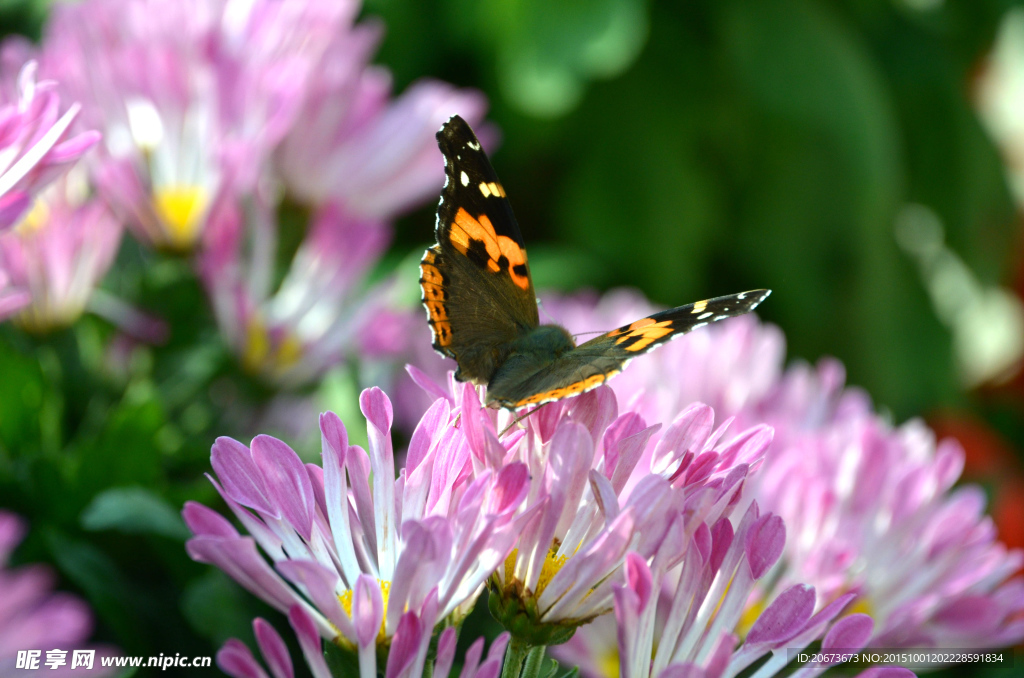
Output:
[[375, 0, 1021, 421], [2, 0, 1023, 675]]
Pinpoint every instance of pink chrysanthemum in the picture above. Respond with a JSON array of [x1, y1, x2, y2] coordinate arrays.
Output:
[[39, 0, 354, 251], [541, 289, 1024, 657], [199, 198, 397, 387], [609, 538, 913, 678], [0, 60, 99, 233], [184, 387, 530, 676], [408, 371, 773, 662], [0, 168, 122, 333]]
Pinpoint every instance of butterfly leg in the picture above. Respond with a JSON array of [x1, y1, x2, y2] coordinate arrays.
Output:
[[499, 402, 552, 437]]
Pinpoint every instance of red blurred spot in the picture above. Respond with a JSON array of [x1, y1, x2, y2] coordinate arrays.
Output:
[[929, 412, 1017, 478], [994, 483, 1024, 551]]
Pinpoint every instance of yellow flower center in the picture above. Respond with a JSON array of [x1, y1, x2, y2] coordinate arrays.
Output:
[[13, 198, 49, 234], [338, 580, 392, 645], [242, 315, 304, 377], [153, 185, 207, 251], [846, 595, 872, 618], [737, 595, 765, 638], [504, 546, 568, 597], [598, 648, 620, 678]]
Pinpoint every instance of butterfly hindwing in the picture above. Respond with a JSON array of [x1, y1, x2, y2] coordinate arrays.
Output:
[[485, 290, 771, 408], [421, 116, 540, 384]]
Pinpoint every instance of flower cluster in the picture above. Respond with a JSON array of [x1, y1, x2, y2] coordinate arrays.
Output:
[[0, 58, 110, 330], [38, 0, 486, 384], [193, 373, 932, 677], [0, 0, 487, 386], [466, 381, 774, 638], [0, 511, 116, 676], [184, 387, 530, 676], [543, 290, 1024, 661]]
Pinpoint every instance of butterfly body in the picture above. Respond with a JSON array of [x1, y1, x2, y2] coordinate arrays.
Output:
[[422, 116, 770, 410]]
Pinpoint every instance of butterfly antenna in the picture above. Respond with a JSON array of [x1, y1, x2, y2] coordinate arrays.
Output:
[[499, 402, 552, 437], [536, 298, 560, 326], [571, 329, 607, 341]]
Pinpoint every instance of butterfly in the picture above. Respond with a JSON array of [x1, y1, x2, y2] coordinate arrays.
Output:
[[420, 115, 770, 410]]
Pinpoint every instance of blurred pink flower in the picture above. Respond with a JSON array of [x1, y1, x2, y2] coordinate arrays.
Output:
[[276, 43, 490, 218], [0, 169, 121, 333], [0, 267, 29, 321], [541, 289, 1024, 655], [40, 0, 355, 251], [0, 511, 117, 676], [184, 387, 529, 675], [38, 0, 487, 254], [200, 196, 399, 386], [0, 61, 100, 232]]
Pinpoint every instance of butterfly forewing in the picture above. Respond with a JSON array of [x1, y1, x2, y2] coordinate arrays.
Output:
[[420, 116, 540, 384]]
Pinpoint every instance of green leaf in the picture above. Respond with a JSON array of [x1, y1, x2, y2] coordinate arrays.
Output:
[[181, 571, 257, 647], [81, 487, 190, 540], [44, 528, 148, 651]]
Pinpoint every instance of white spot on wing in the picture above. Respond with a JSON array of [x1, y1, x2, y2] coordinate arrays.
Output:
[[467, 141, 481, 150], [460, 171, 470, 186], [698, 311, 713, 320]]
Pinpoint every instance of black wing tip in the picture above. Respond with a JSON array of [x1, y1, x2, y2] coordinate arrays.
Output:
[[437, 115, 475, 145], [745, 289, 771, 308]]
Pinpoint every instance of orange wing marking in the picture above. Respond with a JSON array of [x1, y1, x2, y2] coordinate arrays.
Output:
[[514, 374, 607, 407], [420, 249, 453, 348], [609, 316, 658, 338], [449, 208, 530, 290], [613, 319, 674, 352]]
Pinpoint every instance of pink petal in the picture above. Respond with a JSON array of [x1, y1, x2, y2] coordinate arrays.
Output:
[[252, 435, 315, 541], [652, 403, 715, 475], [254, 618, 293, 678], [288, 606, 333, 678], [384, 612, 422, 678], [744, 514, 785, 579], [822, 614, 873, 653], [405, 364, 451, 403], [746, 584, 816, 646], [275, 559, 353, 638], [182, 501, 240, 538], [433, 627, 457, 678], [217, 638, 269, 678], [406, 397, 449, 472], [624, 552, 653, 612], [353, 574, 384, 648], [211, 437, 277, 518], [319, 412, 348, 462], [360, 386, 394, 433]]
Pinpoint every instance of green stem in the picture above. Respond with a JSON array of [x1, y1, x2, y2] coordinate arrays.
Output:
[[521, 645, 547, 678], [501, 636, 531, 678]]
